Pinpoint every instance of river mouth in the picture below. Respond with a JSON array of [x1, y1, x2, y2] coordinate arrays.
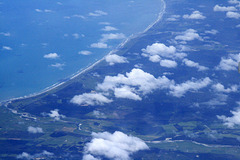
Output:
[[0, 0, 164, 101]]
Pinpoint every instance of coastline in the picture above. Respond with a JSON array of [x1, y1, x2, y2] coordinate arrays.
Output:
[[0, 0, 166, 105]]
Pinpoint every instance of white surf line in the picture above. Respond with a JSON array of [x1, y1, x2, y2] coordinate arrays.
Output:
[[0, 0, 167, 105]]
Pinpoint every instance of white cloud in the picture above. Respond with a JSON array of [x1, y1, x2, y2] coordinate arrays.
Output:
[[226, 11, 240, 19], [183, 11, 206, 19], [71, 93, 112, 106], [114, 86, 142, 101], [183, 58, 209, 71], [17, 151, 54, 159], [99, 22, 111, 25], [102, 26, 118, 31], [83, 131, 149, 160], [169, 77, 211, 97], [89, 10, 108, 17], [79, 50, 92, 55], [205, 29, 218, 35], [0, 32, 10, 36], [50, 63, 65, 69], [217, 108, 240, 128], [90, 42, 108, 49], [43, 53, 59, 59], [166, 15, 181, 21], [215, 53, 240, 71], [93, 110, 106, 119], [175, 29, 202, 41], [100, 33, 126, 42], [28, 126, 43, 134], [105, 54, 128, 65], [228, 0, 240, 4], [72, 33, 80, 39], [236, 24, 240, 28], [212, 83, 238, 93], [72, 14, 85, 19], [42, 109, 65, 121], [35, 9, 53, 13], [213, 5, 237, 12], [202, 94, 228, 106], [160, 59, 178, 68], [2, 46, 12, 50], [97, 68, 174, 95], [141, 43, 186, 60]]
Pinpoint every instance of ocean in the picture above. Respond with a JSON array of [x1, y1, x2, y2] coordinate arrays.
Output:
[[0, 0, 163, 101]]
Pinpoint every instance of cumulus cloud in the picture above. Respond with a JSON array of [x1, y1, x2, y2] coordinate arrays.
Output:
[[166, 15, 181, 21], [175, 29, 202, 41], [97, 68, 174, 95], [27, 126, 43, 134], [79, 50, 92, 55], [102, 26, 118, 31], [72, 33, 80, 39], [217, 108, 240, 128], [35, 9, 53, 13], [100, 33, 126, 42], [141, 43, 186, 60], [202, 94, 228, 106], [105, 54, 128, 65], [213, 5, 237, 12], [89, 10, 108, 17], [2, 46, 12, 50], [160, 59, 178, 68], [229, 0, 240, 4], [205, 29, 218, 35], [71, 93, 112, 106], [0, 32, 10, 36], [183, 58, 209, 71], [17, 151, 54, 159], [212, 83, 238, 93], [169, 77, 212, 97], [226, 11, 240, 19], [90, 42, 108, 49], [215, 53, 240, 71], [83, 131, 149, 160], [93, 110, 106, 119], [183, 11, 206, 19], [42, 109, 65, 121], [114, 86, 142, 101], [43, 53, 59, 59], [50, 63, 65, 69]]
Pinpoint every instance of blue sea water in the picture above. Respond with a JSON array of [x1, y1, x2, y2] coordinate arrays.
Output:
[[0, 0, 163, 101]]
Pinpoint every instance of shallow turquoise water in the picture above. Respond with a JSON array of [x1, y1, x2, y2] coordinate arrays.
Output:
[[0, 0, 163, 101]]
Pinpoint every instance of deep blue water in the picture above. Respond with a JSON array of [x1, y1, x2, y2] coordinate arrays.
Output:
[[0, 0, 163, 101]]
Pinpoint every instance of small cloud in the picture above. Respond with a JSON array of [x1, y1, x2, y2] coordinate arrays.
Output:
[[35, 9, 53, 13], [50, 63, 65, 69], [42, 109, 65, 121], [105, 54, 128, 65], [93, 110, 106, 119], [213, 5, 237, 12], [169, 77, 212, 97], [2, 46, 12, 50], [72, 14, 85, 19], [17, 151, 54, 159], [0, 32, 10, 36], [205, 29, 218, 35], [83, 131, 149, 160], [215, 53, 240, 71], [149, 55, 161, 62], [212, 83, 238, 93], [102, 26, 118, 31], [226, 11, 240, 19], [89, 10, 108, 17], [160, 59, 178, 68], [35, 9, 42, 12], [71, 93, 112, 106], [72, 33, 80, 39], [228, 0, 240, 4], [175, 29, 202, 41], [79, 50, 92, 55], [166, 15, 181, 21], [44, 53, 59, 59], [100, 33, 126, 42], [183, 11, 206, 19], [90, 42, 108, 49], [27, 126, 43, 134], [217, 108, 240, 128], [99, 22, 111, 25], [183, 58, 209, 71]]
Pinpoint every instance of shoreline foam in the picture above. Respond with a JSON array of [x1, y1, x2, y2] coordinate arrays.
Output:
[[0, 0, 166, 105]]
